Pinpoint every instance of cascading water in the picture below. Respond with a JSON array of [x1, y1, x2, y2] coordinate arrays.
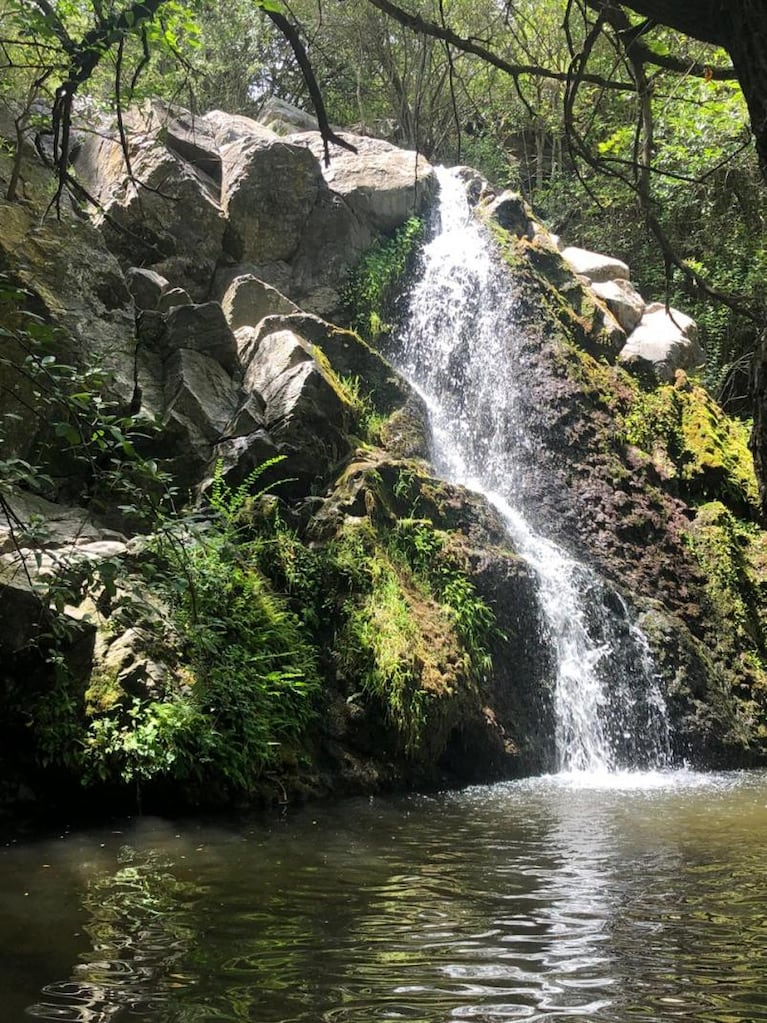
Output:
[[391, 167, 671, 774]]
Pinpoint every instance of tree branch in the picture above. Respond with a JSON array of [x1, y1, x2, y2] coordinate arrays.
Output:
[[264, 8, 356, 165]]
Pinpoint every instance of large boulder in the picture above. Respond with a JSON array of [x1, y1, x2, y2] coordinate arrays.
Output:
[[219, 272, 299, 331], [241, 325, 354, 487], [290, 130, 436, 233], [287, 183, 373, 316], [201, 108, 277, 147], [163, 348, 247, 443], [591, 278, 646, 334], [73, 115, 226, 300], [561, 245, 631, 283], [619, 302, 703, 382], [219, 134, 322, 264], [160, 302, 239, 375], [486, 190, 534, 238], [257, 97, 319, 135]]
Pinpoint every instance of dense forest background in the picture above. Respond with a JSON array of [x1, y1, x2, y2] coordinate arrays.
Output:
[[3, 0, 764, 412]]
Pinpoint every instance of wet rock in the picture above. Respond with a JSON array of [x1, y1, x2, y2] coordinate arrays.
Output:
[[486, 190, 533, 238]]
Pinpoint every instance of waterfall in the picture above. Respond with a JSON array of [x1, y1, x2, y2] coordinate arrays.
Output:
[[390, 167, 671, 774]]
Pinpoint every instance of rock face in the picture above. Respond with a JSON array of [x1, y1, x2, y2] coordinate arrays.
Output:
[[1, 102, 766, 812], [473, 175, 766, 768], [72, 100, 437, 317]]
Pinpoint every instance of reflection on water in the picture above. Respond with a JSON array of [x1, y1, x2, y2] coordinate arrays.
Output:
[[26, 844, 200, 1021], [2, 771, 767, 1022]]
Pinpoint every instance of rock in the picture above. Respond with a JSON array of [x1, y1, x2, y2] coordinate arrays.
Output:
[[486, 190, 533, 238], [0, 579, 51, 654], [126, 267, 169, 310], [0, 200, 138, 427], [157, 287, 192, 313], [454, 165, 495, 206], [163, 348, 245, 442], [201, 108, 277, 147], [73, 116, 226, 299], [751, 336, 767, 515], [220, 273, 298, 330], [0, 492, 115, 554], [290, 130, 436, 233], [256, 96, 319, 135], [161, 302, 239, 375], [93, 626, 168, 699], [561, 245, 630, 283], [257, 312, 415, 415], [287, 184, 373, 316], [213, 428, 281, 488], [220, 134, 322, 263], [242, 326, 353, 485], [158, 106, 222, 184], [619, 302, 703, 382], [591, 277, 645, 334]]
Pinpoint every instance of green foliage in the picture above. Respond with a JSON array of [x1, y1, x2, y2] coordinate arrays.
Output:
[[82, 695, 211, 785], [208, 455, 289, 534], [343, 217, 423, 342], [389, 518, 497, 678], [334, 514, 498, 754]]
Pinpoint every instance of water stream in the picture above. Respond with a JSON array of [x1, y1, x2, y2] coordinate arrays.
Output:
[[4, 772, 767, 1022], [392, 168, 670, 773]]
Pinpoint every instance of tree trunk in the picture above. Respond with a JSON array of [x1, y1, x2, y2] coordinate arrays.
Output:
[[723, 1, 767, 177]]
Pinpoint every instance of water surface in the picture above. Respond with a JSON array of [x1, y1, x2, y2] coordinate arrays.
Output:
[[3, 770, 767, 1022]]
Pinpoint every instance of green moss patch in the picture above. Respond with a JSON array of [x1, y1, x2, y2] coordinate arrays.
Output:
[[621, 377, 759, 514]]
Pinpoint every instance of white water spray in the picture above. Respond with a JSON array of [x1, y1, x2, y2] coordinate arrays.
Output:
[[392, 168, 671, 773]]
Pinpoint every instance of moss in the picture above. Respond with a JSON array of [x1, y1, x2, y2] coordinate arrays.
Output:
[[343, 217, 424, 343], [326, 484, 501, 760], [84, 668, 122, 716], [685, 502, 765, 638], [484, 218, 619, 359], [621, 376, 759, 514]]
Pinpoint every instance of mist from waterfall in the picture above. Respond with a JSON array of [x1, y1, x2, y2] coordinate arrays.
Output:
[[390, 167, 671, 774]]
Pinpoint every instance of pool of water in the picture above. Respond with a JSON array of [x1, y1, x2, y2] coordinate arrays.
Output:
[[2, 769, 767, 1022]]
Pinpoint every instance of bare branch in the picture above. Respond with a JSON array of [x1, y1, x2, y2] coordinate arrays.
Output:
[[264, 7, 357, 165]]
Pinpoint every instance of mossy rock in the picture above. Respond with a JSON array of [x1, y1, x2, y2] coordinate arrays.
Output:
[[483, 218, 623, 360], [621, 375, 759, 515]]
